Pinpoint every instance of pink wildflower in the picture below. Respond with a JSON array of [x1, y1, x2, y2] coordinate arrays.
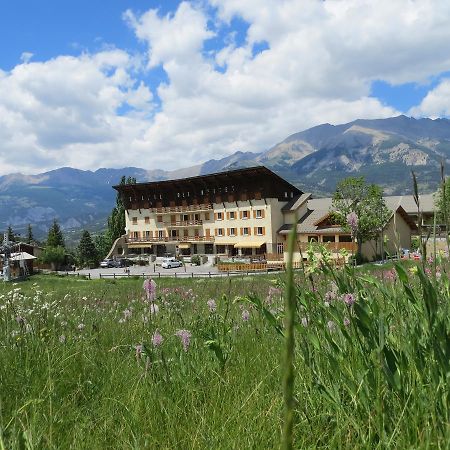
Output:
[[343, 317, 350, 327], [342, 293, 356, 306], [207, 299, 217, 313], [346, 211, 358, 235], [152, 330, 164, 347], [143, 278, 157, 301], [175, 329, 192, 352], [241, 309, 250, 321]]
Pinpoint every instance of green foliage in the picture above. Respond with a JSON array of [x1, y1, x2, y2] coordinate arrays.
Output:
[[46, 219, 65, 248], [39, 245, 66, 269], [190, 254, 201, 265], [106, 176, 137, 245], [332, 176, 391, 256], [435, 175, 450, 224], [77, 230, 99, 268], [1, 262, 449, 448], [94, 232, 112, 260], [26, 223, 34, 244]]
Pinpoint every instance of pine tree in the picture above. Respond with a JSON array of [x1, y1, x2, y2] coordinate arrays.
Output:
[[47, 219, 65, 248], [26, 224, 34, 244], [6, 225, 15, 243], [77, 230, 99, 267]]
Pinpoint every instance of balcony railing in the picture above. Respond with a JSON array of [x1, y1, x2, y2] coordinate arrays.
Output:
[[164, 220, 203, 227], [127, 236, 215, 244], [151, 203, 213, 214]]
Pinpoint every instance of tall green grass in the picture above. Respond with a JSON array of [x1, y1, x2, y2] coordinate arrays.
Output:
[[0, 260, 449, 448]]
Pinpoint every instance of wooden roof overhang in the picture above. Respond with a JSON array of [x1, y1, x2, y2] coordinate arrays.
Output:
[[114, 166, 302, 209]]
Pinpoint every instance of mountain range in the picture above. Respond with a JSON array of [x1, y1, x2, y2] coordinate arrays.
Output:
[[2, 115, 449, 242]]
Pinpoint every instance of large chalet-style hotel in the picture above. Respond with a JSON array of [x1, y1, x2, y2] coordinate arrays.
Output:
[[111, 166, 302, 258]]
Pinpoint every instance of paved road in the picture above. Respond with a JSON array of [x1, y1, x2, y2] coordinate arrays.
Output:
[[66, 263, 223, 279]]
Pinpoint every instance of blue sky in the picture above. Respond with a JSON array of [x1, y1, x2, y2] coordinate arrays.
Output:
[[0, 0, 449, 175]]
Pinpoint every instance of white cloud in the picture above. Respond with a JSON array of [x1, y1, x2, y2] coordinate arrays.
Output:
[[2, 1, 450, 175], [409, 79, 450, 118]]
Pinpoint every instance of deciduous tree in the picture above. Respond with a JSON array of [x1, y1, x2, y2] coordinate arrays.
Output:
[[332, 177, 390, 260]]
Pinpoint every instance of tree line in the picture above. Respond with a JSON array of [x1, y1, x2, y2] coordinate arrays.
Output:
[[3, 176, 135, 269]]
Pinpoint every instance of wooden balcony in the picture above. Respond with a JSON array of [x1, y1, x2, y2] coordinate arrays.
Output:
[[164, 220, 203, 227], [127, 235, 215, 244], [151, 203, 213, 214]]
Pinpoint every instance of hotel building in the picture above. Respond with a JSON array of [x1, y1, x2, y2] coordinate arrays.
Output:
[[109, 166, 302, 257]]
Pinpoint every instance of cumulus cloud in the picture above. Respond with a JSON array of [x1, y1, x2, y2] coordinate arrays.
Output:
[[409, 79, 450, 118], [1, 0, 450, 175]]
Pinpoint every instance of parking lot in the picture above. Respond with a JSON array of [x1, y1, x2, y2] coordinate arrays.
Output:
[[70, 261, 222, 279]]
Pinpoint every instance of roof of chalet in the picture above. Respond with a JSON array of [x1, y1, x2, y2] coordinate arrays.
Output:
[[279, 195, 418, 235]]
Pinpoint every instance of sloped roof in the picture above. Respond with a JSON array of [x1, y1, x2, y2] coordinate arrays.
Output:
[[281, 193, 312, 211]]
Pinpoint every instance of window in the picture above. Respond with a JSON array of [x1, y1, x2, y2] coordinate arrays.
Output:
[[255, 209, 262, 218], [194, 213, 200, 221], [229, 228, 236, 236], [217, 228, 224, 236], [323, 235, 335, 243], [216, 212, 223, 221], [204, 212, 210, 221], [242, 227, 249, 236], [229, 211, 236, 220], [256, 227, 263, 236], [132, 231, 139, 239], [242, 210, 249, 219], [339, 235, 353, 242], [144, 216, 150, 224], [157, 215, 163, 223], [158, 230, 164, 239], [132, 217, 138, 225], [145, 230, 151, 238]]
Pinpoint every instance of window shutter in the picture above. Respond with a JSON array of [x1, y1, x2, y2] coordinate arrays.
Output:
[[253, 210, 256, 219], [262, 227, 266, 235], [214, 213, 218, 221], [215, 229, 218, 236], [254, 227, 257, 235], [227, 228, 230, 236], [248, 228, 251, 236], [239, 211, 243, 219], [240, 227, 243, 235], [226, 212, 230, 220], [261, 210, 265, 218]]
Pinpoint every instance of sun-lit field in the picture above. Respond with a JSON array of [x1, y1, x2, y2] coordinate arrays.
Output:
[[1, 260, 449, 449]]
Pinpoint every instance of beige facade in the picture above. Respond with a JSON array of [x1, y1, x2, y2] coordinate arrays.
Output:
[[112, 167, 301, 257]]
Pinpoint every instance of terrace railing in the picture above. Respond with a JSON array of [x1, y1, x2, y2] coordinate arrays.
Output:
[[151, 203, 213, 214], [127, 236, 215, 244], [164, 220, 203, 227]]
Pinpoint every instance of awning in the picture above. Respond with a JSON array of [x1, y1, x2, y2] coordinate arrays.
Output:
[[214, 242, 238, 246], [8, 252, 37, 261], [178, 243, 191, 249], [234, 242, 265, 249], [128, 243, 153, 249]]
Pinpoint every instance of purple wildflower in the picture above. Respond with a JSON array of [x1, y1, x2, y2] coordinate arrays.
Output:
[[207, 299, 217, 313], [143, 278, 157, 301], [342, 293, 356, 306], [346, 211, 358, 235], [175, 329, 192, 352], [343, 317, 350, 327], [152, 330, 164, 347], [241, 309, 250, 322]]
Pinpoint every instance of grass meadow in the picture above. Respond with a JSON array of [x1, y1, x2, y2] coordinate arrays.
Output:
[[0, 257, 449, 449]]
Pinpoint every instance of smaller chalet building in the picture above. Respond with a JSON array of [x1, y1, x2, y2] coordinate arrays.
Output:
[[110, 167, 302, 258]]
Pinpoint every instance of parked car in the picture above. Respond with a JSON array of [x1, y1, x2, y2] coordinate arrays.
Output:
[[100, 259, 120, 268], [161, 257, 183, 269]]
